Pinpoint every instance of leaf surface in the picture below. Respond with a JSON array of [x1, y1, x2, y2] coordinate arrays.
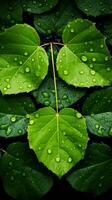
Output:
[[0, 24, 48, 94], [57, 19, 112, 87], [67, 143, 112, 195], [0, 142, 53, 200], [28, 107, 88, 177]]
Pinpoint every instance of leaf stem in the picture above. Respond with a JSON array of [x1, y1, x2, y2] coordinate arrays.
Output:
[[50, 43, 59, 113]]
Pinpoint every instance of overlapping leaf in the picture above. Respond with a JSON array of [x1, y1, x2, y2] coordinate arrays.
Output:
[[67, 143, 112, 195], [0, 142, 53, 200], [0, 94, 36, 138], [0, 0, 22, 31], [0, 24, 48, 94], [34, 0, 82, 35], [21, 0, 59, 14], [57, 19, 112, 87], [75, 0, 112, 16], [33, 76, 86, 109], [28, 107, 88, 177], [83, 87, 112, 115], [86, 112, 112, 137]]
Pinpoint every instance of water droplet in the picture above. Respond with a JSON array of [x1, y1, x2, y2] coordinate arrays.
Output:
[[67, 24, 71, 28], [38, 147, 41, 151], [24, 52, 28, 56], [100, 176, 104, 180], [35, 113, 39, 118], [81, 56, 88, 62], [92, 58, 96, 62], [90, 48, 93, 52], [11, 176, 14, 181], [63, 131, 66, 136], [11, 116, 16, 122], [98, 183, 102, 187], [55, 157, 60, 163], [78, 144, 82, 148], [76, 112, 82, 119], [5, 78, 10, 82], [105, 56, 109, 61], [47, 149, 52, 154], [92, 78, 96, 82], [42, 92, 49, 98], [71, 29, 74, 33], [100, 44, 104, 48], [6, 127, 12, 136], [18, 129, 22, 134], [25, 67, 30, 73], [68, 157, 73, 163], [19, 61, 23, 65], [14, 57, 18, 61], [107, 67, 111, 71], [95, 124, 99, 129], [29, 120, 34, 125], [63, 70, 68, 75], [80, 70, 84, 75], [90, 70, 96, 75], [62, 94, 68, 99], [84, 8, 88, 12], [32, 58, 35, 62], [7, 84, 11, 89], [44, 100, 50, 106], [89, 64, 94, 68], [22, 172, 26, 177], [9, 162, 12, 166]]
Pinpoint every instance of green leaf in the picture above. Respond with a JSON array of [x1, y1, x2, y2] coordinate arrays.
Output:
[[0, 24, 48, 94], [33, 76, 86, 109], [75, 0, 112, 16], [21, 0, 59, 14], [83, 87, 112, 115], [86, 112, 112, 137], [102, 18, 112, 45], [0, 94, 36, 138], [0, 0, 22, 31], [57, 19, 112, 87], [0, 142, 53, 200], [28, 107, 88, 177], [67, 143, 112, 195], [34, 0, 82, 35]]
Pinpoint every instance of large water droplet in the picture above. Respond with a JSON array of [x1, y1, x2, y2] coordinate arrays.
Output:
[[76, 112, 82, 119], [47, 149, 52, 154], [55, 157, 60, 163], [90, 70, 96, 75], [68, 157, 73, 163], [63, 70, 68, 75], [81, 56, 88, 62], [11, 116, 16, 122]]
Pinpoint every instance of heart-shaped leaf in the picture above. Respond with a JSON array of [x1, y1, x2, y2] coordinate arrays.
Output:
[[74, 0, 112, 17], [21, 0, 59, 14], [28, 107, 88, 177], [57, 19, 112, 87], [83, 87, 112, 115], [0, 142, 53, 200], [0, 24, 48, 94], [86, 112, 112, 137], [67, 143, 112, 195], [33, 76, 86, 109]]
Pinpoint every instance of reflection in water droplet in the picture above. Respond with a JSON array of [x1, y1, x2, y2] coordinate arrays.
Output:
[[76, 112, 82, 119], [47, 149, 52, 154], [68, 157, 73, 163], [81, 56, 88, 62], [11, 116, 16, 122]]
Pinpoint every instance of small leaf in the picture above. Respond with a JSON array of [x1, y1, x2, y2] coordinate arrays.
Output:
[[0, 0, 22, 31], [75, 0, 112, 16], [0, 94, 36, 138], [21, 0, 59, 14], [0, 142, 53, 200], [34, 0, 82, 35], [86, 112, 112, 137], [33, 76, 86, 109], [67, 143, 112, 195], [83, 87, 112, 115], [0, 24, 48, 94], [57, 19, 112, 87], [28, 107, 88, 177]]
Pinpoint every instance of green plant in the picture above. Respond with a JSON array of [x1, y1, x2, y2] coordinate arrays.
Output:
[[0, 0, 112, 199]]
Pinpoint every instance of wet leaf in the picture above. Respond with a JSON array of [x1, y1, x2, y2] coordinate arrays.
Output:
[[28, 107, 88, 177]]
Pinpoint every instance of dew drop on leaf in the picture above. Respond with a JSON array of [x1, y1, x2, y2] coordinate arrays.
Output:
[[81, 56, 88, 62]]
